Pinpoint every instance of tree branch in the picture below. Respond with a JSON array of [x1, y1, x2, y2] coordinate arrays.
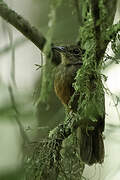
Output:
[[90, 0, 117, 63], [49, 113, 96, 140], [0, 0, 46, 51], [90, 0, 101, 62]]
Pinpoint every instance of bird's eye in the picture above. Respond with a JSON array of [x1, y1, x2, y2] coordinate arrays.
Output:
[[72, 48, 80, 54]]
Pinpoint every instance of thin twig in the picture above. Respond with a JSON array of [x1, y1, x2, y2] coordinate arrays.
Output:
[[105, 83, 120, 123], [0, 37, 27, 56], [7, 26, 16, 86], [0, 0, 46, 51], [8, 85, 30, 144]]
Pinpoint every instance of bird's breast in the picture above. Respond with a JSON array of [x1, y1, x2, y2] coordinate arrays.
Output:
[[54, 64, 79, 105]]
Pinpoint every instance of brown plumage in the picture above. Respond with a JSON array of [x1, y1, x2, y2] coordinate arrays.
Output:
[[53, 45, 105, 165]]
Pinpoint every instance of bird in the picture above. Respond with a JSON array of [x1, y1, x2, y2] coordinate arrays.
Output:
[[52, 45, 105, 165]]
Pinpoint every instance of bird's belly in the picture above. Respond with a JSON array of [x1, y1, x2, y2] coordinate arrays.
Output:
[[54, 64, 81, 105], [54, 66, 75, 105], [54, 75, 71, 105]]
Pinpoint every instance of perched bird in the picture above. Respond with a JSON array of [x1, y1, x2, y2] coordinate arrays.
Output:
[[52, 45, 105, 165]]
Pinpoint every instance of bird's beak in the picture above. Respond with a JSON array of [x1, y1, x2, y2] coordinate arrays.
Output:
[[52, 46, 66, 53]]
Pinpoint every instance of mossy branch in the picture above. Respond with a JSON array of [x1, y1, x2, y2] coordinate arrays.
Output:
[[90, 0, 117, 63], [90, 0, 101, 62], [49, 114, 82, 139], [0, 0, 46, 51]]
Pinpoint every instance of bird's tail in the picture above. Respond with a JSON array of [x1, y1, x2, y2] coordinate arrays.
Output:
[[80, 128, 104, 165]]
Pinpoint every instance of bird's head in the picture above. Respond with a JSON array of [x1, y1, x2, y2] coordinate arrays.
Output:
[[52, 45, 83, 66]]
